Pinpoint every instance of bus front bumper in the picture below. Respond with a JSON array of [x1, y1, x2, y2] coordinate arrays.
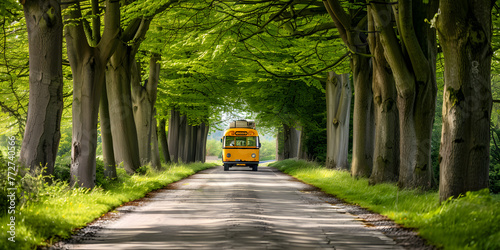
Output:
[[223, 161, 259, 166]]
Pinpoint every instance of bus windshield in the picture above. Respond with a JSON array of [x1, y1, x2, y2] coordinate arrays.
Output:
[[225, 136, 259, 147]]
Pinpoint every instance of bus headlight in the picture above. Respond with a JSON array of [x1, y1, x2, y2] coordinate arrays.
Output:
[[226, 153, 231, 158], [251, 153, 256, 158]]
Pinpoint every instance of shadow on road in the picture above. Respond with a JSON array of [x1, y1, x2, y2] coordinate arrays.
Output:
[[59, 166, 420, 249]]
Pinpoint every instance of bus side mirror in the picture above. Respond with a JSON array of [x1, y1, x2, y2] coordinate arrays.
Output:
[[221, 138, 223, 143], [259, 142, 262, 148]]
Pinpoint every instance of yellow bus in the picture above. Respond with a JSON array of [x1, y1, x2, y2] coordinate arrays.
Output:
[[222, 120, 261, 171]]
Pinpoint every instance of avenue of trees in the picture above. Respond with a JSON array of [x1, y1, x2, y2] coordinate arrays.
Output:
[[0, 0, 499, 202]]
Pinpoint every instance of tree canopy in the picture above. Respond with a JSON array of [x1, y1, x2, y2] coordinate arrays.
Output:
[[0, 0, 499, 199]]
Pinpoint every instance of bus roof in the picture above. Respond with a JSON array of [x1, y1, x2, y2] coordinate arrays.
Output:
[[224, 127, 259, 136]]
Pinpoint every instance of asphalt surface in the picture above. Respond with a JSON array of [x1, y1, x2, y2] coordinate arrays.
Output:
[[66, 165, 403, 249]]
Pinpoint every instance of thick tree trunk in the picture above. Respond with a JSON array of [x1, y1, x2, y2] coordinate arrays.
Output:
[[68, 51, 106, 188], [396, 78, 435, 189], [370, 1, 437, 190], [102, 14, 152, 172], [20, 0, 63, 175], [71, 84, 100, 188], [100, 78, 116, 178], [159, 118, 171, 163], [289, 127, 301, 159], [132, 54, 161, 168], [323, 0, 374, 178], [278, 124, 292, 160], [106, 44, 141, 173], [195, 123, 209, 163], [63, 0, 119, 188], [403, 1, 437, 190], [167, 109, 181, 163], [408, 77, 436, 189], [133, 85, 153, 165], [368, 10, 399, 184], [176, 114, 187, 163], [325, 72, 351, 170], [350, 55, 374, 177], [182, 123, 194, 163], [437, 0, 493, 202]]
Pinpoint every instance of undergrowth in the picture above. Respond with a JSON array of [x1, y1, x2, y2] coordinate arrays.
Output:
[[0, 161, 216, 250], [270, 159, 500, 250]]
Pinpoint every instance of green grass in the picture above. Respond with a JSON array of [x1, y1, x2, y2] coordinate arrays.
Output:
[[270, 159, 500, 250], [259, 155, 276, 161], [0, 162, 216, 250]]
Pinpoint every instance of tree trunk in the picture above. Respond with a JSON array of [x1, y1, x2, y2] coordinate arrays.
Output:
[[159, 118, 171, 163], [176, 114, 187, 163], [436, 0, 493, 201], [275, 124, 299, 160], [100, 77, 116, 178], [278, 124, 292, 160], [182, 123, 191, 163], [186, 123, 195, 163], [350, 55, 375, 177], [195, 123, 209, 163], [63, 0, 119, 188], [289, 126, 301, 159], [326, 72, 351, 170], [323, 0, 374, 178], [202, 123, 209, 163], [194, 125, 202, 162], [406, 75, 436, 189], [150, 112, 161, 169], [370, 0, 437, 189], [71, 86, 100, 188], [106, 16, 154, 172], [133, 78, 153, 165], [404, 1, 437, 190], [168, 109, 181, 163], [132, 54, 161, 168], [20, 0, 63, 176], [275, 132, 280, 161], [368, 8, 399, 184], [106, 44, 141, 173], [296, 127, 309, 160]]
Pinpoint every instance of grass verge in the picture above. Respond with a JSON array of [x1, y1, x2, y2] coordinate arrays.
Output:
[[0, 162, 216, 250], [270, 159, 500, 250]]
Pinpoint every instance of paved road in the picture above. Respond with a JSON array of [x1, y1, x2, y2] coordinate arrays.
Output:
[[69, 166, 402, 249]]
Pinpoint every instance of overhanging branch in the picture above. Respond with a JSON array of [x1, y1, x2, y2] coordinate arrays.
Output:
[[239, 0, 294, 42], [235, 51, 349, 78]]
